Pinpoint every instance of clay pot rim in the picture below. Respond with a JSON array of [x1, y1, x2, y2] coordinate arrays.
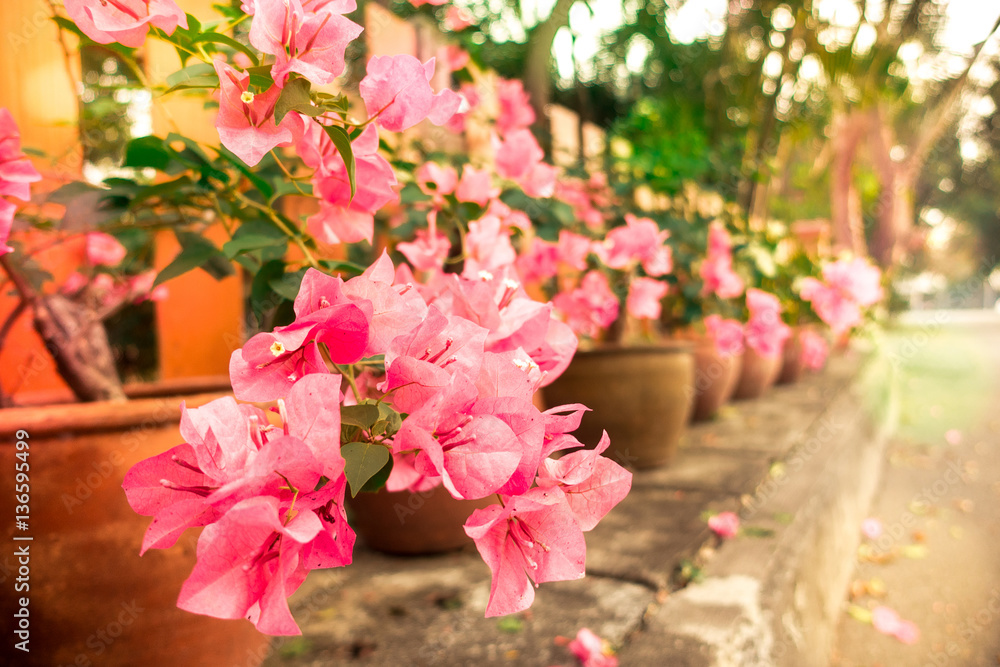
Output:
[[575, 341, 695, 358], [0, 376, 232, 439]]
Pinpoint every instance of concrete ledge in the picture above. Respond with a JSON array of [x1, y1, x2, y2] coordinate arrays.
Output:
[[619, 359, 889, 666], [262, 351, 884, 667]]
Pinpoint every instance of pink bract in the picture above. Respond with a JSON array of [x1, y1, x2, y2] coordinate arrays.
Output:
[[63, 0, 187, 48], [248, 0, 363, 87], [626, 277, 668, 321], [496, 78, 536, 136], [0, 108, 42, 203], [464, 487, 587, 617], [85, 233, 127, 267], [704, 315, 744, 357], [360, 55, 461, 132], [213, 61, 296, 167], [568, 627, 619, 667], [708, 511, 740, 538]]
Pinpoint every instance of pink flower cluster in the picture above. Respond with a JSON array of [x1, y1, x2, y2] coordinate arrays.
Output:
[[568, 627, 619, 667], [743, 288, 791, 358], [799, 328, 828, 370], [872, 606, 919, 645], [125, 253, 632, 631], [0, 108, 42, 255], [798, 256, 883, 336], [700, 223, 744, 299], [704, 315, 744, 357]]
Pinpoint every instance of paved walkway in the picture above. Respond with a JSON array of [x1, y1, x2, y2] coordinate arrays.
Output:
[[832, 316, 1000, 666]]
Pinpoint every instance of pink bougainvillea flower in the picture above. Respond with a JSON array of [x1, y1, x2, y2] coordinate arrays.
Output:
[[455, 164, 498, 207], [557, 231, 594, 272], [568, 627, 619, 667], [441, 44, 470, 71], [704, 315, 744, 357], [799, 256, 883, 335], [306, 201, 374, 245], [536, 432, 632, 531], [516, 237, 559, 284], [519, 161, 558, 199], [0, 201, 12, 256], [445, 82, 480, 133], [495, 129, 544, 182], [944, 428, 963, 446], [861, 517, 882, 540], [392, 376, 523, 500], [823, 256, 883, 307], [462, 215, 517, 279], [63, 0, 187, 48], [743, 288, 791, 358], [464, 486, 586, 616], [893, 619, 920, 645], [359, 55, 461, 132], [708, 511, 740, 538], [229, 298, 369, 401], [415, 161, 459, 196], [213, 61, 296, 166], [443, 4, 474, 31], [799, 329, 828, 370], [398, 227, 452, 273], [248, 0, 363, 87], [870, 605, 920, 644], [553, 270, 619, 339], [626, 277, 668, 321], [496, 78, 535, 136], [176, 495, 320, 635], [313, 124, 398, 213], [700, 225, 744, 299], [596, 213, 672, 277], [0, 108, 42, 202], [85, 232, 127, 266]]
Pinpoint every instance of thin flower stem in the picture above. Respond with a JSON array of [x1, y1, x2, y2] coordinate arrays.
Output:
[[268, 150, 311, 197], [233, 192, 320, 269]]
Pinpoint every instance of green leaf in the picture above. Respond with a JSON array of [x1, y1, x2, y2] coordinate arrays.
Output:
[[275, 77, 323, 124], [123, 136, 174, 171], [375, 402, 403, 437], [268, 269, 305, 301], [321, 125, 356, 200], [496, 617, 524, 633], [165, 63, 218, 92], [358, 457, 393, 493], [127, 175, 194, 210], [244, 64, 275, 90], [340, 403, 380, 429], [342, 442, 391, 497], [45, 182, 103, 205], [250, 259, 288, 318], [155, 236, 225, 286], [847, 605, 873, 624], [317, 259, 366, 276], [222, 233, 287, 259], [192, 32, 259, 67]]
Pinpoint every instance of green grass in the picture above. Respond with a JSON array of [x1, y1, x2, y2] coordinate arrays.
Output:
[[858, 325, 996, 445]]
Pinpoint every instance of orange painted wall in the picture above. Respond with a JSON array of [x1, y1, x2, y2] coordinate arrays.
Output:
[[0, 0, 244, 402]]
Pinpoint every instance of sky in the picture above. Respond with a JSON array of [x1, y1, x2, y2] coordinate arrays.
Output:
[[541, 0, 1000, 81]]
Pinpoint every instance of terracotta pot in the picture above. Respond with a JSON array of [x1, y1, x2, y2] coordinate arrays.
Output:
[[777, 328, 806, 385], [689, 338, 744, 421], [0, 383, 272, 667], [542, 343, 695, 470], [731, 347, 783, 400], [348, 485, 493, 555]]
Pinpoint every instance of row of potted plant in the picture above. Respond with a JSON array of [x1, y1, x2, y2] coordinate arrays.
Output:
[[0, 0, 885, 663]]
